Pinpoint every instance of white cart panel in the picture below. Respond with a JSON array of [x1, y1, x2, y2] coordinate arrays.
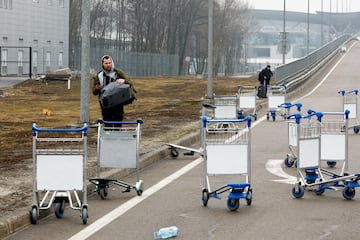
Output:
[[239, 96, 255, 109], [298, 139, 319, 169], [206, 144, 248, 175], [344, 103, 357, 119], [269, 96, 285, 109], [321, 134, 346, 161], [100, 137, 136, 168], [37, 155, 83, 191], [214, 105, 237, 119], [288, 122, 297, 147]]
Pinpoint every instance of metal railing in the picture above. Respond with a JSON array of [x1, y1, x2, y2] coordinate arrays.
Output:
[[275, 34, 353, 91]]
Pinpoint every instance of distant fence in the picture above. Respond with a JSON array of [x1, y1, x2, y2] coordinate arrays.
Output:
[[73, 46, 179, 76]]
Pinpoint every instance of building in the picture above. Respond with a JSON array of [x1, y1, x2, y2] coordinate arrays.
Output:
[[244, 9, 360, 72], [0, 0, 69, 77]]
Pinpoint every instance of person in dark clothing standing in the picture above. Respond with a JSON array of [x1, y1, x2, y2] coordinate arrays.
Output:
[[92, 55, 136, 122], [258, 65, 273, 98]]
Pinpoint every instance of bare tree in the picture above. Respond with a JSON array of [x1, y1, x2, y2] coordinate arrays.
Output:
[[68, 0, 253, 75], [213, 0, 253, 76]]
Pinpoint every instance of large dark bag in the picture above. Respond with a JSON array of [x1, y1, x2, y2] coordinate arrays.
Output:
[[100, 82, 132, 108], [257, 84, 266, 98]]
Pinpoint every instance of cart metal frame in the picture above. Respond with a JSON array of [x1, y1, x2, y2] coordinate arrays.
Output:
[[201, 116, 252, 211], [30, 123, 88, 224], [289, 111, 360, 200], [338, 89, 360, 133], [237, 85, 257, 120], [166, 102, 216, 159], [266, 85, 287, 121], [89, 119, 144, 199]]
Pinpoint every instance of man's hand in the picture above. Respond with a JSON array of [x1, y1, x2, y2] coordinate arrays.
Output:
[[95, 84, 103, 90], [116, 79, 125, 84]]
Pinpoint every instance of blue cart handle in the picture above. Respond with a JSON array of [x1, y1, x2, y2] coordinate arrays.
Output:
[[306, 109, 350, 121], [237, 85, 257, 91], [287, 113, 302, 124], [100, 118, 144, 125], [277, 102, 302, 112], [32, 123, 88, 136], [338, 89, 359, 96]]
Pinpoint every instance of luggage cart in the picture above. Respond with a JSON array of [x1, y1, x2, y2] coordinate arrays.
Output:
[[282, 102, 303, 167], [266, 85, 287, 121], [289, 112, 360, 200], [201, 116, 252, 211], [284, 119, 299, 167], [89, 119, 144, 199], [278, 102, 302, 120], [30, 123, 88, 224], [338, 89, 360, 133], [212, 95, 239, 130], [237, 85, 257, 120]]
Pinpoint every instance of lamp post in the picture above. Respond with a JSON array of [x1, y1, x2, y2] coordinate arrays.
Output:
[[207, 0, 213, 98], [321, 0, 324, 45], [282, 0, 286, 64], [307, 0, 310, 55]]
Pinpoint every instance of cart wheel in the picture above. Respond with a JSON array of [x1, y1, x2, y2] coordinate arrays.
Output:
[[327, 161, 337, 168], [54, 201, 65, 218], [284, 156, 294, 167], [227, 198, 240, 211], [135, 180, 144, 196], [99, 187, 108, 200], [30, 206, 38, 224], [254, 114, 257, 121], [202, 189, 209, 207], [170, 148, 179, 159], [266, 113, 269, 120], [343, 186, 356, 200], [354, 127, 360, 134], [245, 190, 252, 206], [81, 206, 88, 224], [272, 115, 276, 121], [314, 185, 325, 195], [292, 184, 304, 198]]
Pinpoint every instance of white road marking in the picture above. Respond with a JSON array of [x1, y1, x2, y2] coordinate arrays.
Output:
[[68, 158, 203, 240], [265, 159, 297, 184]]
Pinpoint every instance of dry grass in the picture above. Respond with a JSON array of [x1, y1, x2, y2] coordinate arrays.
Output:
[[0, 75, 259, 166]]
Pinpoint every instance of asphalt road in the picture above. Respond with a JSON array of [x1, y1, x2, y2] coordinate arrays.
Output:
[[7, 41, 360, 240]]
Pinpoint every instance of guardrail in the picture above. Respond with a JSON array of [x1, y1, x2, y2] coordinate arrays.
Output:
[[275, 34, 353, 91]]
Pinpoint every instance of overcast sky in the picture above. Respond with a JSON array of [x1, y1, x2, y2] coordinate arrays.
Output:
[[247, 0, 360, 13]]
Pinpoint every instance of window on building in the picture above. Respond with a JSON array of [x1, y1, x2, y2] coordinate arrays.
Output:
[[1, 49, 7, 66], [33, 51, 38, 75], [2, 36, 8, 44], [18, 50, 24, 67], [46, 51, 51, 71], [33, 51, 38, 67], [7, 0, 11, 9], [0, 0, 3, 8], [58, 52, 63, 68], [59, 0, 64, 7], [1, 49, 7, 75]]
